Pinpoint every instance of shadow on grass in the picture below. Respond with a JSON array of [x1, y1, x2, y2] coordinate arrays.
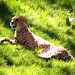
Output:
[[0, 1, 14, 28], [44, 0, 74, 12], [61, 66, 71, 75], [66, 39, 75, 56]]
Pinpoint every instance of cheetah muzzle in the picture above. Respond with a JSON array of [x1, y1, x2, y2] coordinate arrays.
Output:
[[0, 16, 75, 61]]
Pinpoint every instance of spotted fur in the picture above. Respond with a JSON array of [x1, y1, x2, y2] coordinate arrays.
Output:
[[0, 16, 75, 60]]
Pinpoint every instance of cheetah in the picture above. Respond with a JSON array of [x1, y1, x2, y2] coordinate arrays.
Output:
[[0, 16, 75, 60]]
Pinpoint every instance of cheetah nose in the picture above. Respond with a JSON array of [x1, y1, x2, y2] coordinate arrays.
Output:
[[11, 22, 14, 25]]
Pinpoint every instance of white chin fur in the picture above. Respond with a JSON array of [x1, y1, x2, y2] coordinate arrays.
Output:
[[10, 22, 16, 29], [11, 26, 15, 30]]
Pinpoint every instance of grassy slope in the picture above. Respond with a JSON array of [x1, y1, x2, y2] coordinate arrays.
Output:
[[0, 0, 75, 75]]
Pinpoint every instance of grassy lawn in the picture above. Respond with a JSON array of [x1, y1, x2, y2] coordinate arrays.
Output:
[[0, 0, 75, 75]]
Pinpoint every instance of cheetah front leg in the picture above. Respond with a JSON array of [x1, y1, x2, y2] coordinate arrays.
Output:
[[0, 37, 17, 44]]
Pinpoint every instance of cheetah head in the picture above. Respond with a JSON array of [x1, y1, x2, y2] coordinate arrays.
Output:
[[10, 16, 28, 30]]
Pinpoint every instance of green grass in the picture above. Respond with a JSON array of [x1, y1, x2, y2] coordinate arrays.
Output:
[[0, 0, 75, 75]]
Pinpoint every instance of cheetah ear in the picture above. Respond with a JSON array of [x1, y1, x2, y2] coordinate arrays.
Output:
[[25, 19, 28, 23]]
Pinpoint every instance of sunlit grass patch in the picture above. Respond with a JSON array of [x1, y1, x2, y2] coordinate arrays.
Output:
[[0, 0, 75, 75]]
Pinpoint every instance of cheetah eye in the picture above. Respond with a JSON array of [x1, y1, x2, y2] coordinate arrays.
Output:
[[15, 19, 18, 22]]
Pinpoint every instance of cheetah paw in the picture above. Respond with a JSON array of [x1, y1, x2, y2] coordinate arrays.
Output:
[[0, 37, 8, 42]]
